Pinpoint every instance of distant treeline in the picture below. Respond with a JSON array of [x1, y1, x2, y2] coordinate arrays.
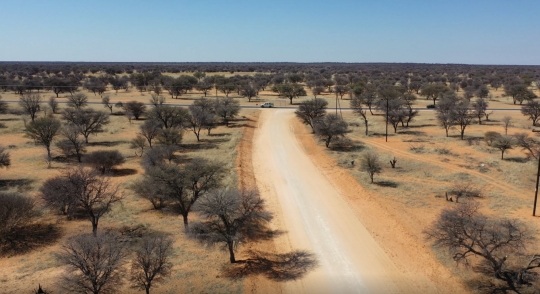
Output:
[[1, 61, 539, 76]]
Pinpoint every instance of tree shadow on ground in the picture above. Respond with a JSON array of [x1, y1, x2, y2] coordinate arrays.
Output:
[[88, 140, 130, 147], [199, 137, 231, 144], [111, 168, 138, 177], [375, 180, 399, 188], [0, 224, 62, 257], [181, 142, 219, 150], [504, 157, 530, 163], [228, 123, 255, 129], [208, 132, 231, 137], [370, 132, 396, 137], [0, 179, 35, 191], [398, 130, 426, 136], [408, 124, 436, 128], [222, 250, 318, 282]]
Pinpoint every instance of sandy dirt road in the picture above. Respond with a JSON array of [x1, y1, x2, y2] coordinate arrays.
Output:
[[252, 109, 414, 294]]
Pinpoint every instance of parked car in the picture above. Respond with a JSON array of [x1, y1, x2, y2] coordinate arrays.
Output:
[[261, 102, 274, 108], [427, 104, 436, 109]]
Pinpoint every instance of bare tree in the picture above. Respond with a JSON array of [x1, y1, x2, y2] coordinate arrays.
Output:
[[63, 108, 110, 143], [147, 106, 189, 129], [0, 146, 10, 168], [149, 94, 166, 107], [350, 95, 369, 135], [514, 132, 540, 159], [141, 164, 191, 226], [140, 120, 161, 148], [101, 96, 114, 114], [425, 202, 540, 292], [313, 114, 349, 148], [131, 135, 147, 157], [25, 117, 61, 167], [400, 93, 419, 127], [19, 93, 41, 122], [48, 96, 59, 114], [56, 232, 127, 294], [184, 157, 225, 205], [71, 167, 120, 234], [295, 98, 328, 131], [472, 97, 488, 124], [502, 116, 512, 135], [84, 150, 125, 174], [361, 152, 382, 183], [130, 234, 174, 294], [56, 125, 86, 162], [492, 136, 514, 159], [187, 105, 214, 141], [453, 100, 474, 140], [449, 181, 481, 203], [521, 100, 540, 126], [67, 93, 88, 110], [189, 189, 272, 263]]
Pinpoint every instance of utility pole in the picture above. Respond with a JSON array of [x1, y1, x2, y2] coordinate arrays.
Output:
[[385, 98, 389, 142], [534, 145, 540, 216]]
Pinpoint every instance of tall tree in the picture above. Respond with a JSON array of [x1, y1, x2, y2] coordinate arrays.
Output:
[[130, 234, 174, 294], [187, 105, 214, 141], [214, 97, 240, 126], [350, 95, 369, 135], [295, 98, 328, 131], [56, 233, 126, 294], [313, 114, 349, 148], [19, 93, 42, 122], [25, 117, 61, 167], [63, 108, 110, 143], [239, 85, 258, 102], [274, 83, 307, 104], [426, 203, 540, 293], [147, 106, 189, 129], [189, 189, 272, 263], [67, 93, 88, 110], [521, 100, 540, 126]]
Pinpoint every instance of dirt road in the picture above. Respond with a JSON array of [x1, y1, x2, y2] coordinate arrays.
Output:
[[252, 109, 413, 294]]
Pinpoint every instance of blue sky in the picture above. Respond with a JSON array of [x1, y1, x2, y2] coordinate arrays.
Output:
[[1, 0, 539, 64]]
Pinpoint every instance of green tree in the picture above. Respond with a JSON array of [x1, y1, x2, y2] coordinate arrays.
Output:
[[274, 83, 307, 104]]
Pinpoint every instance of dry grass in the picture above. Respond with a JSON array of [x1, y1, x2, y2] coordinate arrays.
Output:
[[319, 104, 540, 289], [0, 99, 257, 294]]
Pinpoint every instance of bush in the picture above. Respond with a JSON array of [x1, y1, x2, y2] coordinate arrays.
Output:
[[84, 150, 125, 174], [0, 192, 37, 239], [484, 131, 502, 146]]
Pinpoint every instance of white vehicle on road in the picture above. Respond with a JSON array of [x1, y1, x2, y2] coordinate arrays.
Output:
[[260, 102, 274, 108]]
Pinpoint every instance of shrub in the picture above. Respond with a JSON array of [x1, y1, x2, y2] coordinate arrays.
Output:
[[84, 150, 125, 174]]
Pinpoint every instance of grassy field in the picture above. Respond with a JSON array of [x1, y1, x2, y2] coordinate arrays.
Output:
[[0, 98, 258, 293]]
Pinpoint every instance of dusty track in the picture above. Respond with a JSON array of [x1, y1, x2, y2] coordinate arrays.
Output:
[[252, 109, 416, 294]]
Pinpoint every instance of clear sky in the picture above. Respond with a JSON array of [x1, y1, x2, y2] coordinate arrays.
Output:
[[1, 0, 539, 65]]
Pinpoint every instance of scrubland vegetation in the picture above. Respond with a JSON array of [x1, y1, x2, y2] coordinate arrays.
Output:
[[1, 61, 540, 293]]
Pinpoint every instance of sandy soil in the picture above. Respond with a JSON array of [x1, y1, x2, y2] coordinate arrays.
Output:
[[252, 109, 427, 294]]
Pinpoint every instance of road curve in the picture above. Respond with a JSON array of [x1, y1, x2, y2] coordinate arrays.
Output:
[[252, 109, 412, 294]]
